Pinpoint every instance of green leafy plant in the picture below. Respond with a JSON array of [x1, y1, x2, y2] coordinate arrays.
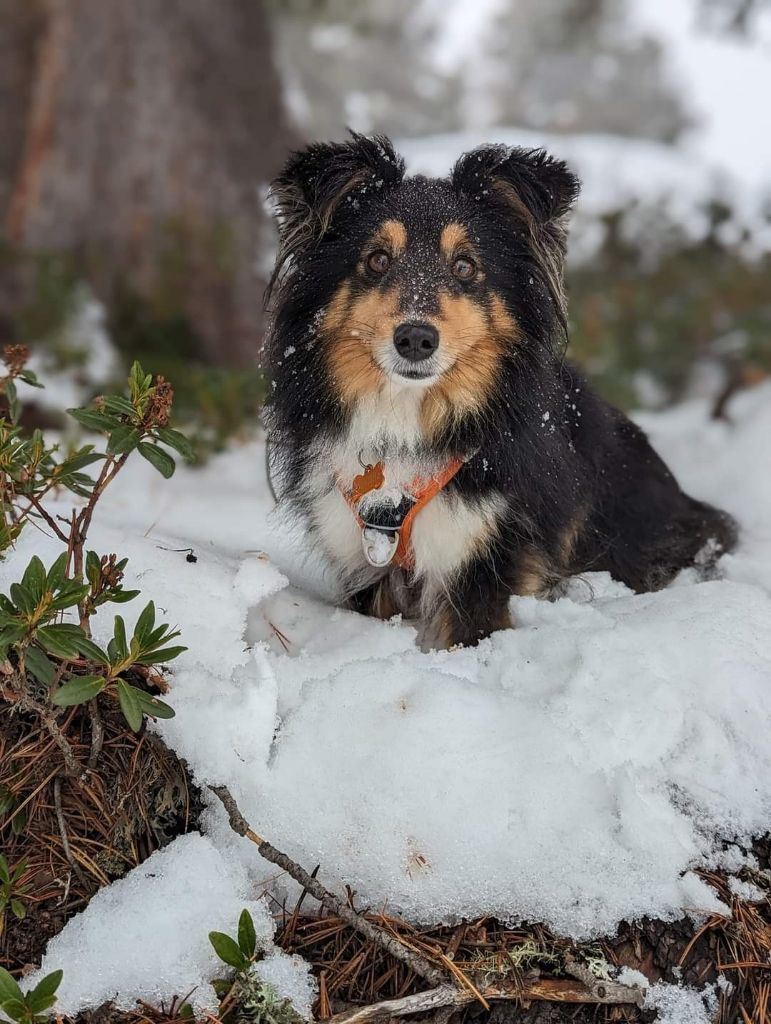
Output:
[[0, 855, 30, 938], [51, 601, 182, 729], [0, 966, 63, 1024], [209, 910, 303, 1024], [210, 908, 259, 973], [1, 353, 192, 783]]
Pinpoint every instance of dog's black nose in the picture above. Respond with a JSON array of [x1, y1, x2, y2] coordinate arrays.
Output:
[[393, 322, 439, 362]]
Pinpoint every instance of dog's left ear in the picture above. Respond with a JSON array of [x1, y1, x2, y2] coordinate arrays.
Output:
[[451, 145, 580, 228], [268, 133, 405, 278], [452, 146, 580, 333]]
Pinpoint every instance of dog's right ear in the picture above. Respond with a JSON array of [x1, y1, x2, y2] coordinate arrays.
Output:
[[269, 133, 405, 271]]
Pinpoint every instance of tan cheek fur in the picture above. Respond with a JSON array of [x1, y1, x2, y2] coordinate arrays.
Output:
[[421, 292, 519, 436], [322, 281, 403, 404]]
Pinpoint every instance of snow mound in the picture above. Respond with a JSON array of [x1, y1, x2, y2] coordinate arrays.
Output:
[[26, 834, 316, 1017]]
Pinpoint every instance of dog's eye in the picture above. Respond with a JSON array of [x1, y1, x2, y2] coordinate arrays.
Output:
[[452, 256, 476, 281], [367, 250, 392, 275]]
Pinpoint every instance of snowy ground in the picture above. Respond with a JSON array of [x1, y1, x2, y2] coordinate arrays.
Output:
[[6, 380, 770, 1017]]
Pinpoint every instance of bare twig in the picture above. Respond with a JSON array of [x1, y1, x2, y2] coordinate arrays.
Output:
[[208, 784, 446, 987], [88, 697, 104, 768], [23, 492, 70, 543], [328, 972, 646, 1024], [563, 955, 644, 1006], [53, 775, 88, 886]]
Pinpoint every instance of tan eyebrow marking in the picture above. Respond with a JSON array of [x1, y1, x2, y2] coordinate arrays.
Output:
[[374, 219, 407, 255], [440, 222, 471, 259]]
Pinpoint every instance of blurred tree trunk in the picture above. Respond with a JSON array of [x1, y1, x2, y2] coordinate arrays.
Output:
[[0, 0, 296, 367]]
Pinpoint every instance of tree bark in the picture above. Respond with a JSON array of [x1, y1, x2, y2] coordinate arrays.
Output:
[[1, 0, 296, 366]]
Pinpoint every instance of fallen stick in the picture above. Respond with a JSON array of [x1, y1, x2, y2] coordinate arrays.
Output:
[[562, 954, 642, 1005], [329, 973, 646, 1024], [53, 775, 88, 887], [208, 784, 446, 987]]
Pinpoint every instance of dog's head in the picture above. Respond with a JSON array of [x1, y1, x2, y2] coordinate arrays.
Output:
[[267, 134, 580, 420]]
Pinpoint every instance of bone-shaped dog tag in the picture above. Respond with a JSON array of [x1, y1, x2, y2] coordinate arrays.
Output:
[[362, 526, 399, 568]]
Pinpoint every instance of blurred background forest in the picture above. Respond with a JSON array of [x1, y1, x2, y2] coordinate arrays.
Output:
[[1, 0, 769, 453]]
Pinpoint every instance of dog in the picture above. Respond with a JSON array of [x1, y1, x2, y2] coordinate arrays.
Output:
[[264, 133, 738, 648]]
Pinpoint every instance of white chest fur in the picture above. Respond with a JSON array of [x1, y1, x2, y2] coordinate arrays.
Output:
[[297, 388, 504, 597]]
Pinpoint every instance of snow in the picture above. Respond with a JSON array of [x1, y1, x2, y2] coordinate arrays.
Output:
[[25, 834, 316, 1017], [646, 980, 718, 1024], [7, 382, 771, 1015]]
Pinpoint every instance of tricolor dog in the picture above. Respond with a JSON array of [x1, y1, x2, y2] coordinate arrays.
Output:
[[264, 134, 737, 648]]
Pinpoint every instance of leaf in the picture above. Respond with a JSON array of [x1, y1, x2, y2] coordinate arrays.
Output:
[[129, 361, 146, 394], [107, 425, 142, 455], [10, 807, 26, 836], [56, 451, 104, 476], [0, 624, 27, 649], [102, 395, 137, 418], [9, 858, 27, 883], [6, 379, 19, 425], [0, 997, 26, 1022], [48, 583, 89, 612], [208, 931, 248, 970], [134, 601, 156, 644], [52, 675, 106, 707], [137, 442, 175, 479], [10, 900, 26, 922], [155, 428, 195, 462], [114, 615, 128, 654], [20, 557, 46, 603], [108, 589, 140, 604], [67, 407, 121, 433], [18, 370, 43, 389], [9, 583, 34, 616], [132, 690, 175, 721], [25, 971, 62, 1016], [25, 646, 56, 686], [73, 636, 109, 664], [116, 679, 143, 732], [0, 855, 8, 884], [35, 625, 81, 659], [135, 645, 187, 666], [45, 553, 69, 591], [0, 967, 24, 1007], [238, 909, 256, 958]]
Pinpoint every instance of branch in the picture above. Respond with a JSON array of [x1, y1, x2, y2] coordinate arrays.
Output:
[[87, 697, 104, 768], [563, 955, 644, 1006], [208, 784, 447, 987], [329, 972, 646, 1024], [23, 493, 70, 543], [53, 775, 88, 886]]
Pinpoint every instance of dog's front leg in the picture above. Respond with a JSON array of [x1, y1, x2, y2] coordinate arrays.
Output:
[[427, 544, 555, 648], [429, 555, 514, 648]]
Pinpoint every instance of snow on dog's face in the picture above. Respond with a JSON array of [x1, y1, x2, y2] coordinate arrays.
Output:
[[267, 134, 580, 432]]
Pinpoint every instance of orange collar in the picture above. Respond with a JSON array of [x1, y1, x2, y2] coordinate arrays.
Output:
[[339, 457, 465, 570]]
